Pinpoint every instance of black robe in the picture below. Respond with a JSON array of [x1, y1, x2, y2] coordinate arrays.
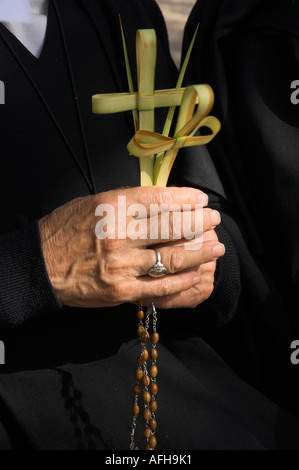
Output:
[[183, 0, 299, 417], [0, 0, 298, 450]]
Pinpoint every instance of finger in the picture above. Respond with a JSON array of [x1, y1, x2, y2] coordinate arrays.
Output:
[[132, 239, 224, 276], [151, 227, 218, 249], [130, 208, 221, 247], [153, 240, 224, 274], [154, 285, 205, 309], [154, 261, 217, 309], [104, 186, 209, 209], [130, 270, 203, 301], [119, 229, 221, 277]]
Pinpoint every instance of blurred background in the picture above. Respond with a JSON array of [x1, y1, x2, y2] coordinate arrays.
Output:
[[156, 0, 196, 67]]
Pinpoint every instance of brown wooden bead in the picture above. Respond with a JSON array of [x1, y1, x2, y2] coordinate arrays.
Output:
[[149, 436, 157, 449], [143, 409, 151, 421], [142, 391, 151, 403], [142, 348, 149, 361], [151, 332, 159, 344], [144, 427, 152, 439], [149, 400, 157, 412], [150, 348, 158, 360], [137, 354, 145, 366], [149, 365, 158, 378], [133, 384, 141, 395], [137, 310, 144, 321], [146, 445, 153, 450], [141, 331, 150, 343], [149, 418, 157, 430], [137, 325, 145, 337], [135, 368, 143, 381], [142, 374, 150, 387], [150, 383, 158, 395], [132, 404, 140, 415]]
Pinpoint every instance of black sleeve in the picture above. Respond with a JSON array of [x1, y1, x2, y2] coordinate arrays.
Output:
[[188, 192, 241, 329], [166, 135, 241, 329], [203, 212, 241, 328], [0, 221, 62, 328]]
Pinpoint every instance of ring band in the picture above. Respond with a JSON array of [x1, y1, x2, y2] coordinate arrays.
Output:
[[148, 249, 168, 277]]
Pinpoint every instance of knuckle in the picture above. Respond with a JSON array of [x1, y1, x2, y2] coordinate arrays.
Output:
[[168, 249, 185, 273], [100, 237, 123, 253], [101, 251, 127, 279], [153, 188, 173, 206], [97, 252, 122, 283], [158, 277, 172, 296], [94, 189, 117, 206], [169, 211, 183, 239], [93, 192, 111, 212]]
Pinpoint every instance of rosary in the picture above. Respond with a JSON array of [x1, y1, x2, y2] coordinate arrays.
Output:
[[130, 300, 159, 450]]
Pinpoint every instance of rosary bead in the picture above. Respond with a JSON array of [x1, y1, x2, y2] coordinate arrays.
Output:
[[149, 418, 157, 431], [151, 332, 159, 344], [132, 404, 140, 416], [149, 400, 157, 412], [137, 354, 146, 367], [133, 384, 141, 395], [142, 374, 151, 387], [137, 310, 145, 321], [137, 325, 145, 337], [150, 348, 158, 360], [149, 436, 157, 449], [135, 368, 143, 381], [141, 331, 150, 343], [144, 427, 152, 439], [142, 348, 149, 361], [150, 365, 158, 378], [142, 391, 151, 404], [150, 383, 158, 395], [143, 409, 151, 421]]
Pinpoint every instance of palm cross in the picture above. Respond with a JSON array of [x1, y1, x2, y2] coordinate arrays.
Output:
[[92, 27, 220, 187]]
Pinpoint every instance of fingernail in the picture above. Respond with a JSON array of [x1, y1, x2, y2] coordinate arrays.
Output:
[[192, 274, 201, 283], [210, 210, 221, 227], [197, 194, 209, 206], [213, 243, 225, 259]]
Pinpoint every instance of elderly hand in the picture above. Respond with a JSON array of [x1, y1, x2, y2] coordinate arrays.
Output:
[[38, 186, 224, 309], [152, 228, 219, 309]]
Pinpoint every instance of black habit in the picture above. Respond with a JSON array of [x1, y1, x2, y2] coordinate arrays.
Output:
[[183, 0, 299, 420], [0, 0, 298, 450]]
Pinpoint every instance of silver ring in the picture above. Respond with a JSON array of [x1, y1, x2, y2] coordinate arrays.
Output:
[[148, 249, 168, 277]]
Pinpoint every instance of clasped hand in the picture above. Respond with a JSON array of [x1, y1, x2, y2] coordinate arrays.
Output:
[[39, 186, 225, 309]]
